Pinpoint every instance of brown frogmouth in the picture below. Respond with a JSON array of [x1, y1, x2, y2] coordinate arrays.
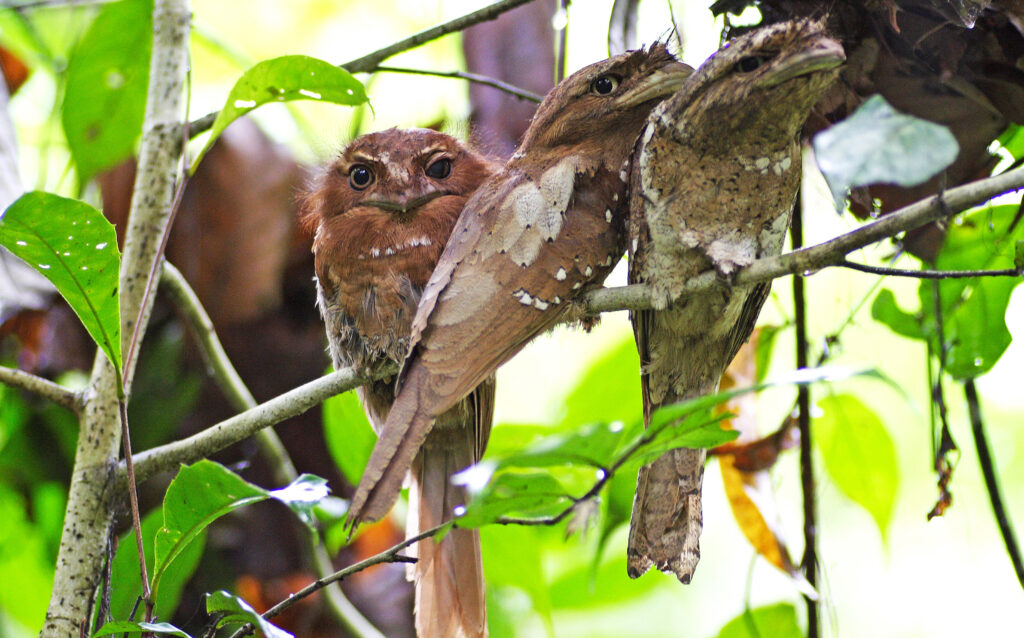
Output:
[[302, 128, 498, 637], [627, 20, 844, 583]]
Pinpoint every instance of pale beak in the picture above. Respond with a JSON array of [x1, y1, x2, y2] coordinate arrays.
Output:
[[758, 37, 845, 88], [614, 61, 693, 109]]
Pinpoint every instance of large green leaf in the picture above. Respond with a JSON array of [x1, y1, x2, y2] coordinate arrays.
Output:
[[152, 461, 328, 600], [323, 389, 375, 485], [109, 508, 205, 623], [812, 95, 959, 209], [62, 0, 152, 183], [558, 336, 642, 431], [153, 461, 266, 601], [0, 192, 122, 374], [814, 393, 898, 538], [458, 472, 571, 528], [716, 603, 802, 638], [193, 55, 367, 171], [206, 590, 293, 638], [871, 204, 1023, 378]]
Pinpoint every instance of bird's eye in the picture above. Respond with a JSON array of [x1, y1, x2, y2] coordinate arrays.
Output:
[[591, 74, 621, 95], [349, 164, 374, 190], [425, 158, 452, 179], [735, 55, 772, 73]]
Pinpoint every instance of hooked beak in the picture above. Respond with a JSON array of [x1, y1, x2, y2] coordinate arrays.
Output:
[[758, 37, 845, 88], [614, 61, 693, 109], [364, 191, 444, 215]]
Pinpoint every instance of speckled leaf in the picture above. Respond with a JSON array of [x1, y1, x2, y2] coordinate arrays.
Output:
[[62, 0, 152, 183], [194, 55, 367, 171], [0, 191, 121, 372], [813, 95, 959, 210]]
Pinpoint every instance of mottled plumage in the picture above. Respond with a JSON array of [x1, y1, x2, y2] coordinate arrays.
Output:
[[302, 128, 497, 637], [627, 20, 844, 583], [347, 46, 692, 536]]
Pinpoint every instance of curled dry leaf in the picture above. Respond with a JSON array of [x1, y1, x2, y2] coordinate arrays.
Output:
[[716, 329, 812, 593]]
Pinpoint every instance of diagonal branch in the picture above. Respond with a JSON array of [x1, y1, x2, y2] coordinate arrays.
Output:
[[578, 164, 1024, 315], [374, 66, 542, 102], [0, 365, 81, 412], [127, 363, 394, 485]]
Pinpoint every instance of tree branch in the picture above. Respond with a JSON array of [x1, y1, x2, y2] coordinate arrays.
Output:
[[159, 262, 383, 638], [42, 0, 191, 635], [577, 165, 1024, 315], [840, 261, 1021, 279], [0, 365, 80, 412], [188, 0, 539, 137], [127, 363, 394, 485]]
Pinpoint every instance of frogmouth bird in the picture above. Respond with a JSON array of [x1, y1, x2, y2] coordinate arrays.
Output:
[[346, 46, 692, 544], [301, 128, 498, 638], [626, 20, 844, 583]]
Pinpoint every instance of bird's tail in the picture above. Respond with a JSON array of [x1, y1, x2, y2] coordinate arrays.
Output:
[[627, 446, 706, 584], [406, 425, 487, 638]]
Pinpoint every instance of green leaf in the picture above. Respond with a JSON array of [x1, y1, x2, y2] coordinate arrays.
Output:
[[458, 472, 571, 528], [323, 389, 376, 486], [716, 603, 802, 638], [812, 95, 959, 210], [0, 192, 122, 374], [194, 55, 367, 171], [932, 205, 1023, 378], [998, 124, 1024, 162], [152, 461, 267, 600], [62, 0, 152, 183], [109, 508, 205, 623], [93, 621, 192, 637], [205, 590, 293, 638], [871, 288, 923, 340], [558, 337, 642, 430], [754, 324, 783, 383], [498, 421, 628, 470], [814, 394, 898, 538], [268, 473, 330, 532]]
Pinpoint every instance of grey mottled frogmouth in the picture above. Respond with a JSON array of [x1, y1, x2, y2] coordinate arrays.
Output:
[[627, 20, 844, 583]]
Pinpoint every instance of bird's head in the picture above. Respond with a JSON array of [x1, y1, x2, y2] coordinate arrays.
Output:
[[663, 19, 844, 148], [517, 43, 692, 165]]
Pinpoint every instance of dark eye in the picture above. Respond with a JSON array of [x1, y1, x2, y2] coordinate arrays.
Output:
[[736, 55, 772, 73], [425, 158, 452, 179], [591, 74, 621, 95], [349, 164, 373, 190]]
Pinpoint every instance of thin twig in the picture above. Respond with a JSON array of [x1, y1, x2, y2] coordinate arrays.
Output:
[[374, 66, 542, 102], [187, 0, 539, 137], [0, 365, 80, 412], [840, 261, 1021, 279], [964, 379, 1024, 590], [117, 399, 151, 616], [578, 165, 1024, 314], [226, 523, 446, 638], [927, 278, 958, 520], [792, 196, 819, 638], [159, 262, 383, 638]]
